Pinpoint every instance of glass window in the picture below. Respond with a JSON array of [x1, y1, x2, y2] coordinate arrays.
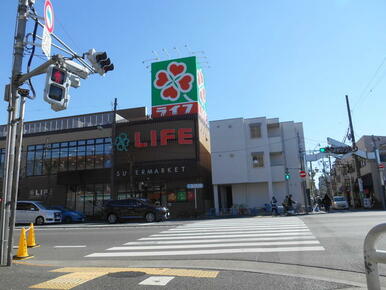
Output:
[[77, 145, 86, 170], [68, 146, 77, 171], [52, 143, 60, 148], [252, 152, 264, 168], [36, 144, 43, 150], [96, 138, 104, 144], [69, 141, 77, 147], [60, 142, 68, 148], [249, 123, 261, 138], [42, 147, 52, 175], [34, 149, 43, 175], [95, 143, 104, 169], [59, 146, 69, 171], [87, 139, 95, 145], [86, 143, 95, 169], [26, 150, 35, 176], [50, 148, 60, 174], [78, 140, 86, 146]]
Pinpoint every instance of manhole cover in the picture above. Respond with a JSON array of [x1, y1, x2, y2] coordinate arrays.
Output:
[[108, 271, 146, 278]]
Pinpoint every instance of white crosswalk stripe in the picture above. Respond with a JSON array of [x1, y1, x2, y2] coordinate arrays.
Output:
[[85, 217, 325, 258]]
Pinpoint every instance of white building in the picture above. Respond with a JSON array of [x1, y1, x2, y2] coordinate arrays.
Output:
[[210, 117, 306, 213]]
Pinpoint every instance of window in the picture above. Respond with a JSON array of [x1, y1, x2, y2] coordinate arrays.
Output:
[[249, 123, 261, 138], [252, 152, 264, 168]]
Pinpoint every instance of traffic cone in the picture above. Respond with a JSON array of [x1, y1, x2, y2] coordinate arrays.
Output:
[[13, 227, 33, 260], [27, 223, 39, 248]]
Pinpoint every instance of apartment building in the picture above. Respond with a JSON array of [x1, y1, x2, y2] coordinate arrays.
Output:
[[210, 117, 306, 213]]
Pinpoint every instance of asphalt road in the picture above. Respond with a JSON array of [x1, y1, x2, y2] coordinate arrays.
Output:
[[5, 211, 386, 289]]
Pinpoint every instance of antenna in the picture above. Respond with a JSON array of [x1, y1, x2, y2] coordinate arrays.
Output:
[[162, 48, 170, 59], [173, 46, 181, 57]]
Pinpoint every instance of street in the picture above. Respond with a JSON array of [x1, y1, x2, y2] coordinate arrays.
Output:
[[2, 211, 386, 289]]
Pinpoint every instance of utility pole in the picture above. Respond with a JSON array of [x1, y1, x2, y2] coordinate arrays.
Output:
[[110, 98, 117, 199], [0, 0, 29, 266], [297, 132, 309, 213], [346, 95, 363, 208]]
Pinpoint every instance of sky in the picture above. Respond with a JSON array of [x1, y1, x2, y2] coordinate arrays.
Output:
[[1, 0, 386, 161]]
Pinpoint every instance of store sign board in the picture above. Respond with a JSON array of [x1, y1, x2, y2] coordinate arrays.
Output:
[[187, 183, 203, 189], [152, 56, 200, 118], [115, 128, 193, 151]]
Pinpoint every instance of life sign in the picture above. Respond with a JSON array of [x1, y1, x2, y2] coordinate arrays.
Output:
[[115, 128, 193, 151]]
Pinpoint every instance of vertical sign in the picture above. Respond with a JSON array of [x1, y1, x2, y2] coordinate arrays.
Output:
[[41, 27, 52, 59], [151, 56, 198, 118]]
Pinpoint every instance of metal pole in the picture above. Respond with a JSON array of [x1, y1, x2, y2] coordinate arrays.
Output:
[[6, 96, 26, 265], [194, 188, 197, 209], [346, 95, 363, 207], [372, 136, 386, 209], [110, 98, 117, 199], [0, 0, 28, 266]]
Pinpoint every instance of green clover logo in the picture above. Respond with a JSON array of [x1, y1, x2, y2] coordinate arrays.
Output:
[[115, 133, 129, 151]]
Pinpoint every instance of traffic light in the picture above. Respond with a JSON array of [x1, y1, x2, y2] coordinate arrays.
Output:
[[87, 49, 114, 76], [44, 65, 70, 111], [285, 169, 290, 180], [319, 146, 352, 154]]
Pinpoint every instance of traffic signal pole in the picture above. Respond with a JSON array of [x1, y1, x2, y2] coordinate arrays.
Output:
[[0, 0, 29, 266]]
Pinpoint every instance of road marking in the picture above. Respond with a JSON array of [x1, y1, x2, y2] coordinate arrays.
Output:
[[139, 276, 175, 286], [167, 225, 307, 231], [29, 267, 218, 289], [29, 272, 106, 289], [140, 231, 311, 240], [124, 235, 316, 245], [107, 240, 320, 251], [85, 246, 325, 257], [52, 267, 219, 278], [152, 228, 309, 237], [54, 245, 86, 248]]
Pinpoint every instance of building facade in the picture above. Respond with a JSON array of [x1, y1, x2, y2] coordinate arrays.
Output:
[[333, 135, 386, 208], [0, 107, 212, 218], [210, 117, 306, 214]]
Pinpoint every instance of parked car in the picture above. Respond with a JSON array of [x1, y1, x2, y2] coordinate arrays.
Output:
[[16, 201, 62, 225], [103, 198, 170, 224], [49, 206, 85, 223], [332, 196, 349, 210]]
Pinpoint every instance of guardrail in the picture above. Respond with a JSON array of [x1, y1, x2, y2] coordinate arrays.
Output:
[[364, 223, 386, 289]]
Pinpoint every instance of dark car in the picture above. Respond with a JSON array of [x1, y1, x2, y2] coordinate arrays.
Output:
[[103, 198, 170, 223], [49, 206, 86, 223]]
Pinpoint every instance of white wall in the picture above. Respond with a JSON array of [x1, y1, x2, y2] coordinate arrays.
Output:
[[232, 183, 269, 207]]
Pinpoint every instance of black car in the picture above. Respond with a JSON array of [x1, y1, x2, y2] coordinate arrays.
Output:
[[103, 198, 170, 223]]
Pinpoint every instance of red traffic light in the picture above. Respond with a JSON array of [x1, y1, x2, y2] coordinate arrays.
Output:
[[51, 68, 66, 84]]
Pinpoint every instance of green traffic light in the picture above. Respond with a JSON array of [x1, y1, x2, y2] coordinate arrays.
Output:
[[319, 148, 326, 153], [285, 174, 290, 180]]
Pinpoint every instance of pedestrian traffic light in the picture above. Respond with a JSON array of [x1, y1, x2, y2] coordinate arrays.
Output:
[[285, 169, 290, 180], [44, 65, 70, 111], [87, 49, 114, 76]]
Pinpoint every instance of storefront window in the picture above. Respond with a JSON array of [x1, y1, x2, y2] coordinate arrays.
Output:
[[86, 140, 95, 169], [59, 144, 69, 172], [25, 138, 112, 176], [77, 145, 86, 170], [34, 149, 43, 175], [84, 184, 94, 216]]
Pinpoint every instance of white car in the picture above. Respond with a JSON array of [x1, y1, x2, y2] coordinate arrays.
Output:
[[16, 201, 62, 225], [332, 196, 349, 210]]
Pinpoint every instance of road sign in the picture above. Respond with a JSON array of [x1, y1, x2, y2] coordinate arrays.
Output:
[[379, 164, 384, 169], [44, 0, 54, 34], [299, 170, 306, 178], [187, 183, 203, 189], [41, 26, 51, 59]]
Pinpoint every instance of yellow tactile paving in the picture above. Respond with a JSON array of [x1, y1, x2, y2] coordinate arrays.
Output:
[[29, 272, 106, 289], [52, 267, 219, 278], [29, 266, 219, 289]]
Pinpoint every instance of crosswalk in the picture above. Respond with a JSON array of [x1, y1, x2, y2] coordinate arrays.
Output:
[[85, 217, 324, 258]]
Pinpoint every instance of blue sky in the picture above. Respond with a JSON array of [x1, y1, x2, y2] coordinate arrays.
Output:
[[1, 0, 386, 155]]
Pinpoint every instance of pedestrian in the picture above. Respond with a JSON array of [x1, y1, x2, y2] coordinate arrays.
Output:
[[282, 195, 289, 213], [271, 196, 278, 216], [287, 194, 296, 214], [323, 194, 331, 212], [313, 196, 322, 212]]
